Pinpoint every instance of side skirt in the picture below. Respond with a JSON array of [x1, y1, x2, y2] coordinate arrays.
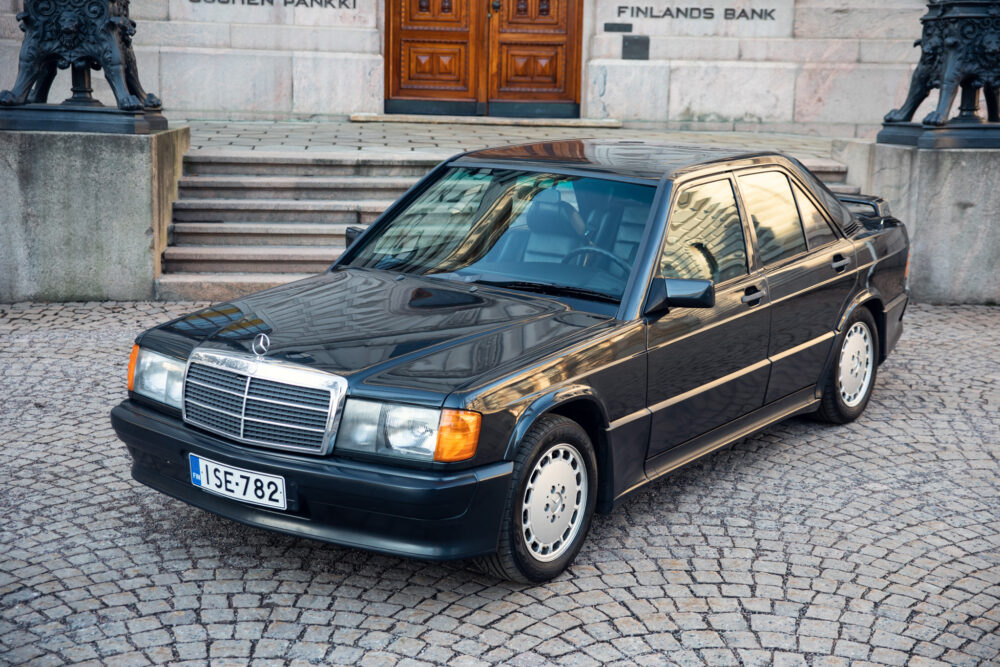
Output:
[[614, 387, 819, 504]]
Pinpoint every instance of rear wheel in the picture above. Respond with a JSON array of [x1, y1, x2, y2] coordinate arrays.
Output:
[[815, 307, 879, 423], [476, 415, 597, 583]]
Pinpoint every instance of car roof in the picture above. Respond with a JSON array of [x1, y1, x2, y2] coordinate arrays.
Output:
[[453, 139, 779, 182]]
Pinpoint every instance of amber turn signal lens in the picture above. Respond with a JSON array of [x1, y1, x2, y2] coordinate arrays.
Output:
[[434, 409, 482, 462], [127, 344, 140, 391]]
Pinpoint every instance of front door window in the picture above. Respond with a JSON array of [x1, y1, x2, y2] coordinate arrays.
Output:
[[660, 178, 748, 284]]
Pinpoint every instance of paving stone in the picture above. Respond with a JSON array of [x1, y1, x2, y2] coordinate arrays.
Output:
[[0, 302, 997, 664]]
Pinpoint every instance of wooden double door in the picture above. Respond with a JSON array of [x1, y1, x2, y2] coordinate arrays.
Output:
[[386, 0, 582, 117]]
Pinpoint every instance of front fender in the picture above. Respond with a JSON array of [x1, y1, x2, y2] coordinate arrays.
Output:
[[502, 385, 608, 461]]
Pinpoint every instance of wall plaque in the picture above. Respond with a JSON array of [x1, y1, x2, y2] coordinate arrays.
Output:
[[596, 0, 793, 38]]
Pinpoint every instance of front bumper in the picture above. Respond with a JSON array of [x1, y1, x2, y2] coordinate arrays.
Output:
[[111, 400, 512, 560]]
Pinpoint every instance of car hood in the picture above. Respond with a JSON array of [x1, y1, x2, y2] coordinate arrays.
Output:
[[142, 269, 616, 403]]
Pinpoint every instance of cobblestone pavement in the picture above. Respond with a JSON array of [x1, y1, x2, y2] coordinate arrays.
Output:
[[1, 302, 998, 666], [179, 119, 841, 162]]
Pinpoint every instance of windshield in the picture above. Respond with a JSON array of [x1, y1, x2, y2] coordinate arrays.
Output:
[[343, 167, 657, 301]]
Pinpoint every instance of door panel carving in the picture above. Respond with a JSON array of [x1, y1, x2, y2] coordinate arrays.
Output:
[[402, 43, 468, 90], [502, 0, 564, 29], [499, 45, 564, 92], [404, 0, 466, 28]]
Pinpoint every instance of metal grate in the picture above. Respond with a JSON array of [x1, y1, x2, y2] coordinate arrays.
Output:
[[183, 361, 334, 454]]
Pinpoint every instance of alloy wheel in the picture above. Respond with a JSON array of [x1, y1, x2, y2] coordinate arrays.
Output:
[[521, 443, 588, 563], [838, 321, 874, 407]]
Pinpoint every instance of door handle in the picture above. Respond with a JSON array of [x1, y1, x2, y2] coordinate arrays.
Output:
[[831, 254, 850, 271], [491, 0, 500, 10], [741, 286, 764, 305]]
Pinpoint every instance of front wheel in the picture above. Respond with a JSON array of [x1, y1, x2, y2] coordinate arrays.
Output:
[[815, 307, 879, 423], [476, 415, 597, 583]]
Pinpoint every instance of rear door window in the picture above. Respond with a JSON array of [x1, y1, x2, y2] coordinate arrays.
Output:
[[738, 171, 807, 266], [792, 183, 837, 249]]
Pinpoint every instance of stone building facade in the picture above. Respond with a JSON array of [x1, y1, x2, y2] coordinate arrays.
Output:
[[0, 0, 931, 137]]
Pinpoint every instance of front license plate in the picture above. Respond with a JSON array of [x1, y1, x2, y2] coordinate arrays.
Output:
[[189, 454, 287, 510]]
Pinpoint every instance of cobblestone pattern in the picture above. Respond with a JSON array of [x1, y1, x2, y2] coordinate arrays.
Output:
[[180, 120, 839, 161], [1, 302, 998, 666]]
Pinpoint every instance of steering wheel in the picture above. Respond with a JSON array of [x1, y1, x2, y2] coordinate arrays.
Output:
[[562, 247, 632, 278]]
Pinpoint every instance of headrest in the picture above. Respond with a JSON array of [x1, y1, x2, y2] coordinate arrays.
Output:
[[524, 189, 586, 238]]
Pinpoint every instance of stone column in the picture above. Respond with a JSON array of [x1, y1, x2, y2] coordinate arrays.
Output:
[[870, 143, 1000, 305], [0, 127, 189, 301]]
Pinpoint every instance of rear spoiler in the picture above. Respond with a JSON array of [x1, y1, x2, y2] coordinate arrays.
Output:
[[836, 194, 902, 232]]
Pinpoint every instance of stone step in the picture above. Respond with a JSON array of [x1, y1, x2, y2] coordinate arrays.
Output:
[[163, 246, 342, 274], [801, 157, 848, 185], [183, 151, 445, 177], [171, 222, 358, 246], [827, 183, 861, 194], [172, 199, 393, 224], [178, 175, 418, 201], [180, 151, 848, 184], [156, 273, 314, 302]]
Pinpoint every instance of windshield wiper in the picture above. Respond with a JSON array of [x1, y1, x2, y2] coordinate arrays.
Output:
[[475, 280, 619, 304]]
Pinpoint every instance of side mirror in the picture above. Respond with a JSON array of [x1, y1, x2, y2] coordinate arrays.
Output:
[[345, 225, 366, 247], [643, 277, 715, 317]]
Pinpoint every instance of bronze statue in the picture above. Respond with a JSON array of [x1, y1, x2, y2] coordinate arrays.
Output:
[[0, 0, 160, 110], [884, 0, 1000, 126]]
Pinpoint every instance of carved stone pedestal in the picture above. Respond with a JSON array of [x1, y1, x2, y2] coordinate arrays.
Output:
[[0, 127, 189, 301], [870, 143, 1000, 304]]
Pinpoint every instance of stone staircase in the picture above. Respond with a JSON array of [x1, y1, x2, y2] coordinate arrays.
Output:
[[155, 152, 858, 301], [156, 152, 440, 300]]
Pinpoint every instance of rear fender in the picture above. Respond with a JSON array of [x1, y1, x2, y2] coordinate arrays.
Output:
[[837, 289, 884, 336], [820, 290, 886, 398]]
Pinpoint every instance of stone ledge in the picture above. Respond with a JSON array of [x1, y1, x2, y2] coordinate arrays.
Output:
[[186, 150, 449, 164], [155, 272, 312, 301], [350, 113, 622, 128]]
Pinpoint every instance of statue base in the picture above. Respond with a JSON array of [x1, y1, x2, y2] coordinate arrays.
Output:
[[0, 127, 189, 301], [875, 122, 924, 147], [878, 121, 1000, 149], [866, 142, 1000, 304], [0, 104, 168, 135]]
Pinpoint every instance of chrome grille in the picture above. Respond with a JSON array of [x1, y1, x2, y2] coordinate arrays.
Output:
[[181, 350, 348, 455]]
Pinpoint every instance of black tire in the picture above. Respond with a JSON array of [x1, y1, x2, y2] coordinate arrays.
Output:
[[815, 306, 879, 424], [476, 415, 598, 583]]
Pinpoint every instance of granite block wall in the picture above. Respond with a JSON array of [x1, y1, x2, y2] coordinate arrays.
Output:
[[0, 0, 383, 119], [586, 0, 936, 136], [0, 0, 937, 135]]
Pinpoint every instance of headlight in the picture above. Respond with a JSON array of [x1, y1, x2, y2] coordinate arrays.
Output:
[[128, 345, 185, 409], [336, 399, 480, 462]]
